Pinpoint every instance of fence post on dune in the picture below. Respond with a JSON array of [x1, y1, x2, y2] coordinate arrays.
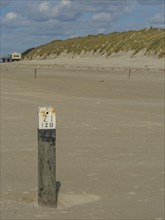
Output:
[[38, 107, 57, 207]]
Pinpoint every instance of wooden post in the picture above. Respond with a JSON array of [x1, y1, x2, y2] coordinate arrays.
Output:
[[38, 107, 57, 207], [128, 68, 131, 79], [34, 69, 37, 79]]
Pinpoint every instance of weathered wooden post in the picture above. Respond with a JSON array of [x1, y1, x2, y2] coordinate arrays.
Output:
[[38, 107, 57, 207], [34, 68, 37, 79], [128, 68, 131, 79]]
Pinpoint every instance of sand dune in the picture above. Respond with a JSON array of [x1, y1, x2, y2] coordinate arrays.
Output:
[[3, 52, 165, 71]]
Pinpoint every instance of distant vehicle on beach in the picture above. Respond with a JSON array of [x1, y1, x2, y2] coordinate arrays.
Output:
[[1, 52, 21, 62]]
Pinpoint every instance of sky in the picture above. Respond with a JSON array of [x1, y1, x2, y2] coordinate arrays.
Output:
[[0, 0, 164, 56]]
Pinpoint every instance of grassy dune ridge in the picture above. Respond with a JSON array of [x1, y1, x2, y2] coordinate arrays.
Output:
[[22, 28, 165, 60]]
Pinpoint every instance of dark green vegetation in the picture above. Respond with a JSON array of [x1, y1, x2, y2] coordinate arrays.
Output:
[[22, 28, 165, 59]]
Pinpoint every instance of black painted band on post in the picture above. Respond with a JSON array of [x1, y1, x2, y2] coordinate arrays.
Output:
[[38, 129, 56, 143]]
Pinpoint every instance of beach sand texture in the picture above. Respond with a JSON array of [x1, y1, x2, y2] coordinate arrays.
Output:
[[0, 57, 164, 219]]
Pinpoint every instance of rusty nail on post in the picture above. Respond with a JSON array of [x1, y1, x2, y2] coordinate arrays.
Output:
[[38, 107, 57, 207]]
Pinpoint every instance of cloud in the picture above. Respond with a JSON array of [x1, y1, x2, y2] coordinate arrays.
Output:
[[151, 13, 165, 25], [88, 0, 135, 12], [14, 0, 135, 23], [23, 0, 82, 22], [0, 0, 10, 7], [92, 13, 113, 22], [137, 0, 164, 5], [5, 12, 18, 20], [2, 11, 30, 28], [39, 1, 50, 13], [91, 1, 135, 25]]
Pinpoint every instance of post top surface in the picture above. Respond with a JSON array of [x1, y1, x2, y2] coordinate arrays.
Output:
[[38, 106, 55, 111]]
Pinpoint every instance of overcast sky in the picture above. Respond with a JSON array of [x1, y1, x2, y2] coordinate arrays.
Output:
[[1, 0, 164, 56]]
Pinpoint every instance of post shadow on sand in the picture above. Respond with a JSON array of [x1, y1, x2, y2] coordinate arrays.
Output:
[[55, 181, 61, 206]]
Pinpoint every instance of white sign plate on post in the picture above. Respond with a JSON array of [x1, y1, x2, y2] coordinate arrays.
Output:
[[38, 107, 56, 129]]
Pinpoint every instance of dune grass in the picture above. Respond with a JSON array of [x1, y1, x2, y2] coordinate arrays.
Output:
[[22, 28, 165, 59]]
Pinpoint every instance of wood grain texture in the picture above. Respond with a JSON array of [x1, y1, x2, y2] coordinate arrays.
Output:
[[38, 129, 56, 207]]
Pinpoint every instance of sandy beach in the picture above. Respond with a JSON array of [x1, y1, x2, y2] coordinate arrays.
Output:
[[0, 55, 164, 219]]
